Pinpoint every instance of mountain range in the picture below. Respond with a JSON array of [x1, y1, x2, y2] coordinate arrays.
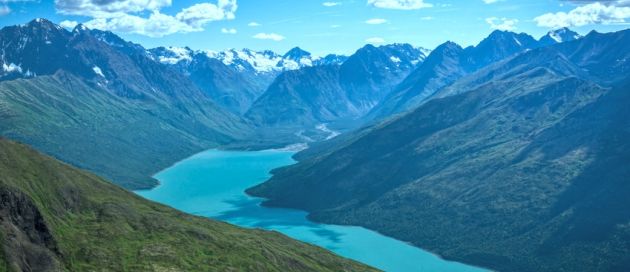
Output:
[[0, 19, 250, 189], [248, 28, 630, 272], [245, 43, 429, 129], [147, 46, 348, 114], [2, 16, 629, 272], [368, 28, 582, 119]]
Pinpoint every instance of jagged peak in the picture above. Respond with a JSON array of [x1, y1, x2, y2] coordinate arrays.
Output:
[[283, 47, 311, 60], [72, 23, 90, 33]]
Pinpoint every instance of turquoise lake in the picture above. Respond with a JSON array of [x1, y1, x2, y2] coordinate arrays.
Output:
[[137, 149, 487, 272]]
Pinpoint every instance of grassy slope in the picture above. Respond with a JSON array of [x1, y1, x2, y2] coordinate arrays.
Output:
[[0, 138, 376, 271], [249, 69, 630, 271], [0, 72, 244, 189]]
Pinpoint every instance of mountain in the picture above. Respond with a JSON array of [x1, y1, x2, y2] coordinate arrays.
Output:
[[245, 43, 428, 129], [148, 46, 268, 114], [369, 30, 543, 119], [247, 29, 630, 272], [148, 46, 348, 114], [151, 46, 347, 75], [315, 54, 349, 66], [0, 19, 250, 189], [539, 27, 582, 46], [0, 138, 376, 271]]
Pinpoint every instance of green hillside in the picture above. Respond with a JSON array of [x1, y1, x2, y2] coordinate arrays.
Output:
[[0, 72, 247, 189], [249, 67, 630, 271], [0, 138, 376, 271]]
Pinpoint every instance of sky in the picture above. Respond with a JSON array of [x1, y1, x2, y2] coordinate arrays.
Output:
[[1, 0, 629, 56]]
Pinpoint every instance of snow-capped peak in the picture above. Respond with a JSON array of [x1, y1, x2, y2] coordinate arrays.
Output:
[[539, 28, 582, 46], [549, 27, 581, 43], [152, 46, 194, 65], [150, 45, 348, 74]]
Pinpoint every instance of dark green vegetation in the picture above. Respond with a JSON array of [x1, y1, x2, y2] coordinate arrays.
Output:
[[0, 19, 250, 189], [0, 138, 377, 271], [245, 44, 427, 128], [248, 30, 630, 272]]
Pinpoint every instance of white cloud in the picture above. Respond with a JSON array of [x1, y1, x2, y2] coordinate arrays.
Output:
[[486, 17, 518, 31], [248, 21, 261, 27], [331, 24, 341, 28], [0, 5, 10, 16], [323, 2, 341, 7], [367, 0, 432, 10], [221, 27, 237, 34], [176, 1, 237, 27], [366, 37, 385, 43], [482, 0, 499, 4], [253, 32, 285, 41], [365, 18, 387, 24], [83, 12, 196, 37], [534, 2, 630, 28], [55, 0, 173, 18], [59, 20, 79, 28], [54, 0, 237, 37], [420, 16, 433, 20]]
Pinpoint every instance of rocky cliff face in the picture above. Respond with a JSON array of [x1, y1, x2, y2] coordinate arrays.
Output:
[[0, 186, 62, 271]]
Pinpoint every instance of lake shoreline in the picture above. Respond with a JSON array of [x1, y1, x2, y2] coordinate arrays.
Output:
[[138, 148, 487, 272]]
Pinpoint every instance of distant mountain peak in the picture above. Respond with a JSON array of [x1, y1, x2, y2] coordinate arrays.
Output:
[[28, 18, 55, 26], [72, 23, 90, 33], [283, 47, 311, 61], [540, 27, 581, 45]]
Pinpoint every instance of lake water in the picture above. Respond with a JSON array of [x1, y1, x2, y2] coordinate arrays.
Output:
[[136, 149, 487, 272]]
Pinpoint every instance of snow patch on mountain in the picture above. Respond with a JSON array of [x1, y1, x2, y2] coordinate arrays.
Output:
[[157, 47, 193, 64], [92, 66, 104, 77], [152, 46, 347, 74], [2, 63, 22, 73]]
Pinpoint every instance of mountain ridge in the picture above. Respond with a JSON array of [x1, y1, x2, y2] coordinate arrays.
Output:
[[247, 28, 630, 272]]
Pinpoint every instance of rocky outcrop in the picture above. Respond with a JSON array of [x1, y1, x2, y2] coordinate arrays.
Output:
[[0, 186, 62, 272]]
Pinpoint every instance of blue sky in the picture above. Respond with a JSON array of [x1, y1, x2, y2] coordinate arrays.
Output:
[[1, 0, 629, 56]]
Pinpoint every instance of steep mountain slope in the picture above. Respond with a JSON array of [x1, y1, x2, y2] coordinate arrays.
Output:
[[0, 138, 376, 272], [148, 46, 348, 114], [245, 44, 427, 128], [247, 29, 630, 272], [435, 29, 630, 99], [370, 30, 543, 119], [149, 46, 267, 114], [0, 19, 250, 189]]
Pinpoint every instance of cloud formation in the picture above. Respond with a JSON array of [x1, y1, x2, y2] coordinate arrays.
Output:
[[534, 2, 630, 28], [59, 20, 79, 28], [0, 5, 9, 16], [486, 17, 518, 31], [221, 27, 237, 34], [253, 33, 285, 41], [55, 0, 172, 17], [365, 18, 387, 24], [323, 2, 341, 7], [367, 0, 432, 10], [248, 21, 261, 27], [54, 0, 237, 37]]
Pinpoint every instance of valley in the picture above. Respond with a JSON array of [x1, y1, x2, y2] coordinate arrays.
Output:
[[0, 7, 628, 271], [136, 149, 487, 272]]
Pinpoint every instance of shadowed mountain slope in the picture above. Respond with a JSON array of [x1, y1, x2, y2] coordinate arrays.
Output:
[[0, 19, 250, 189], [247, 29, 630, 272]]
